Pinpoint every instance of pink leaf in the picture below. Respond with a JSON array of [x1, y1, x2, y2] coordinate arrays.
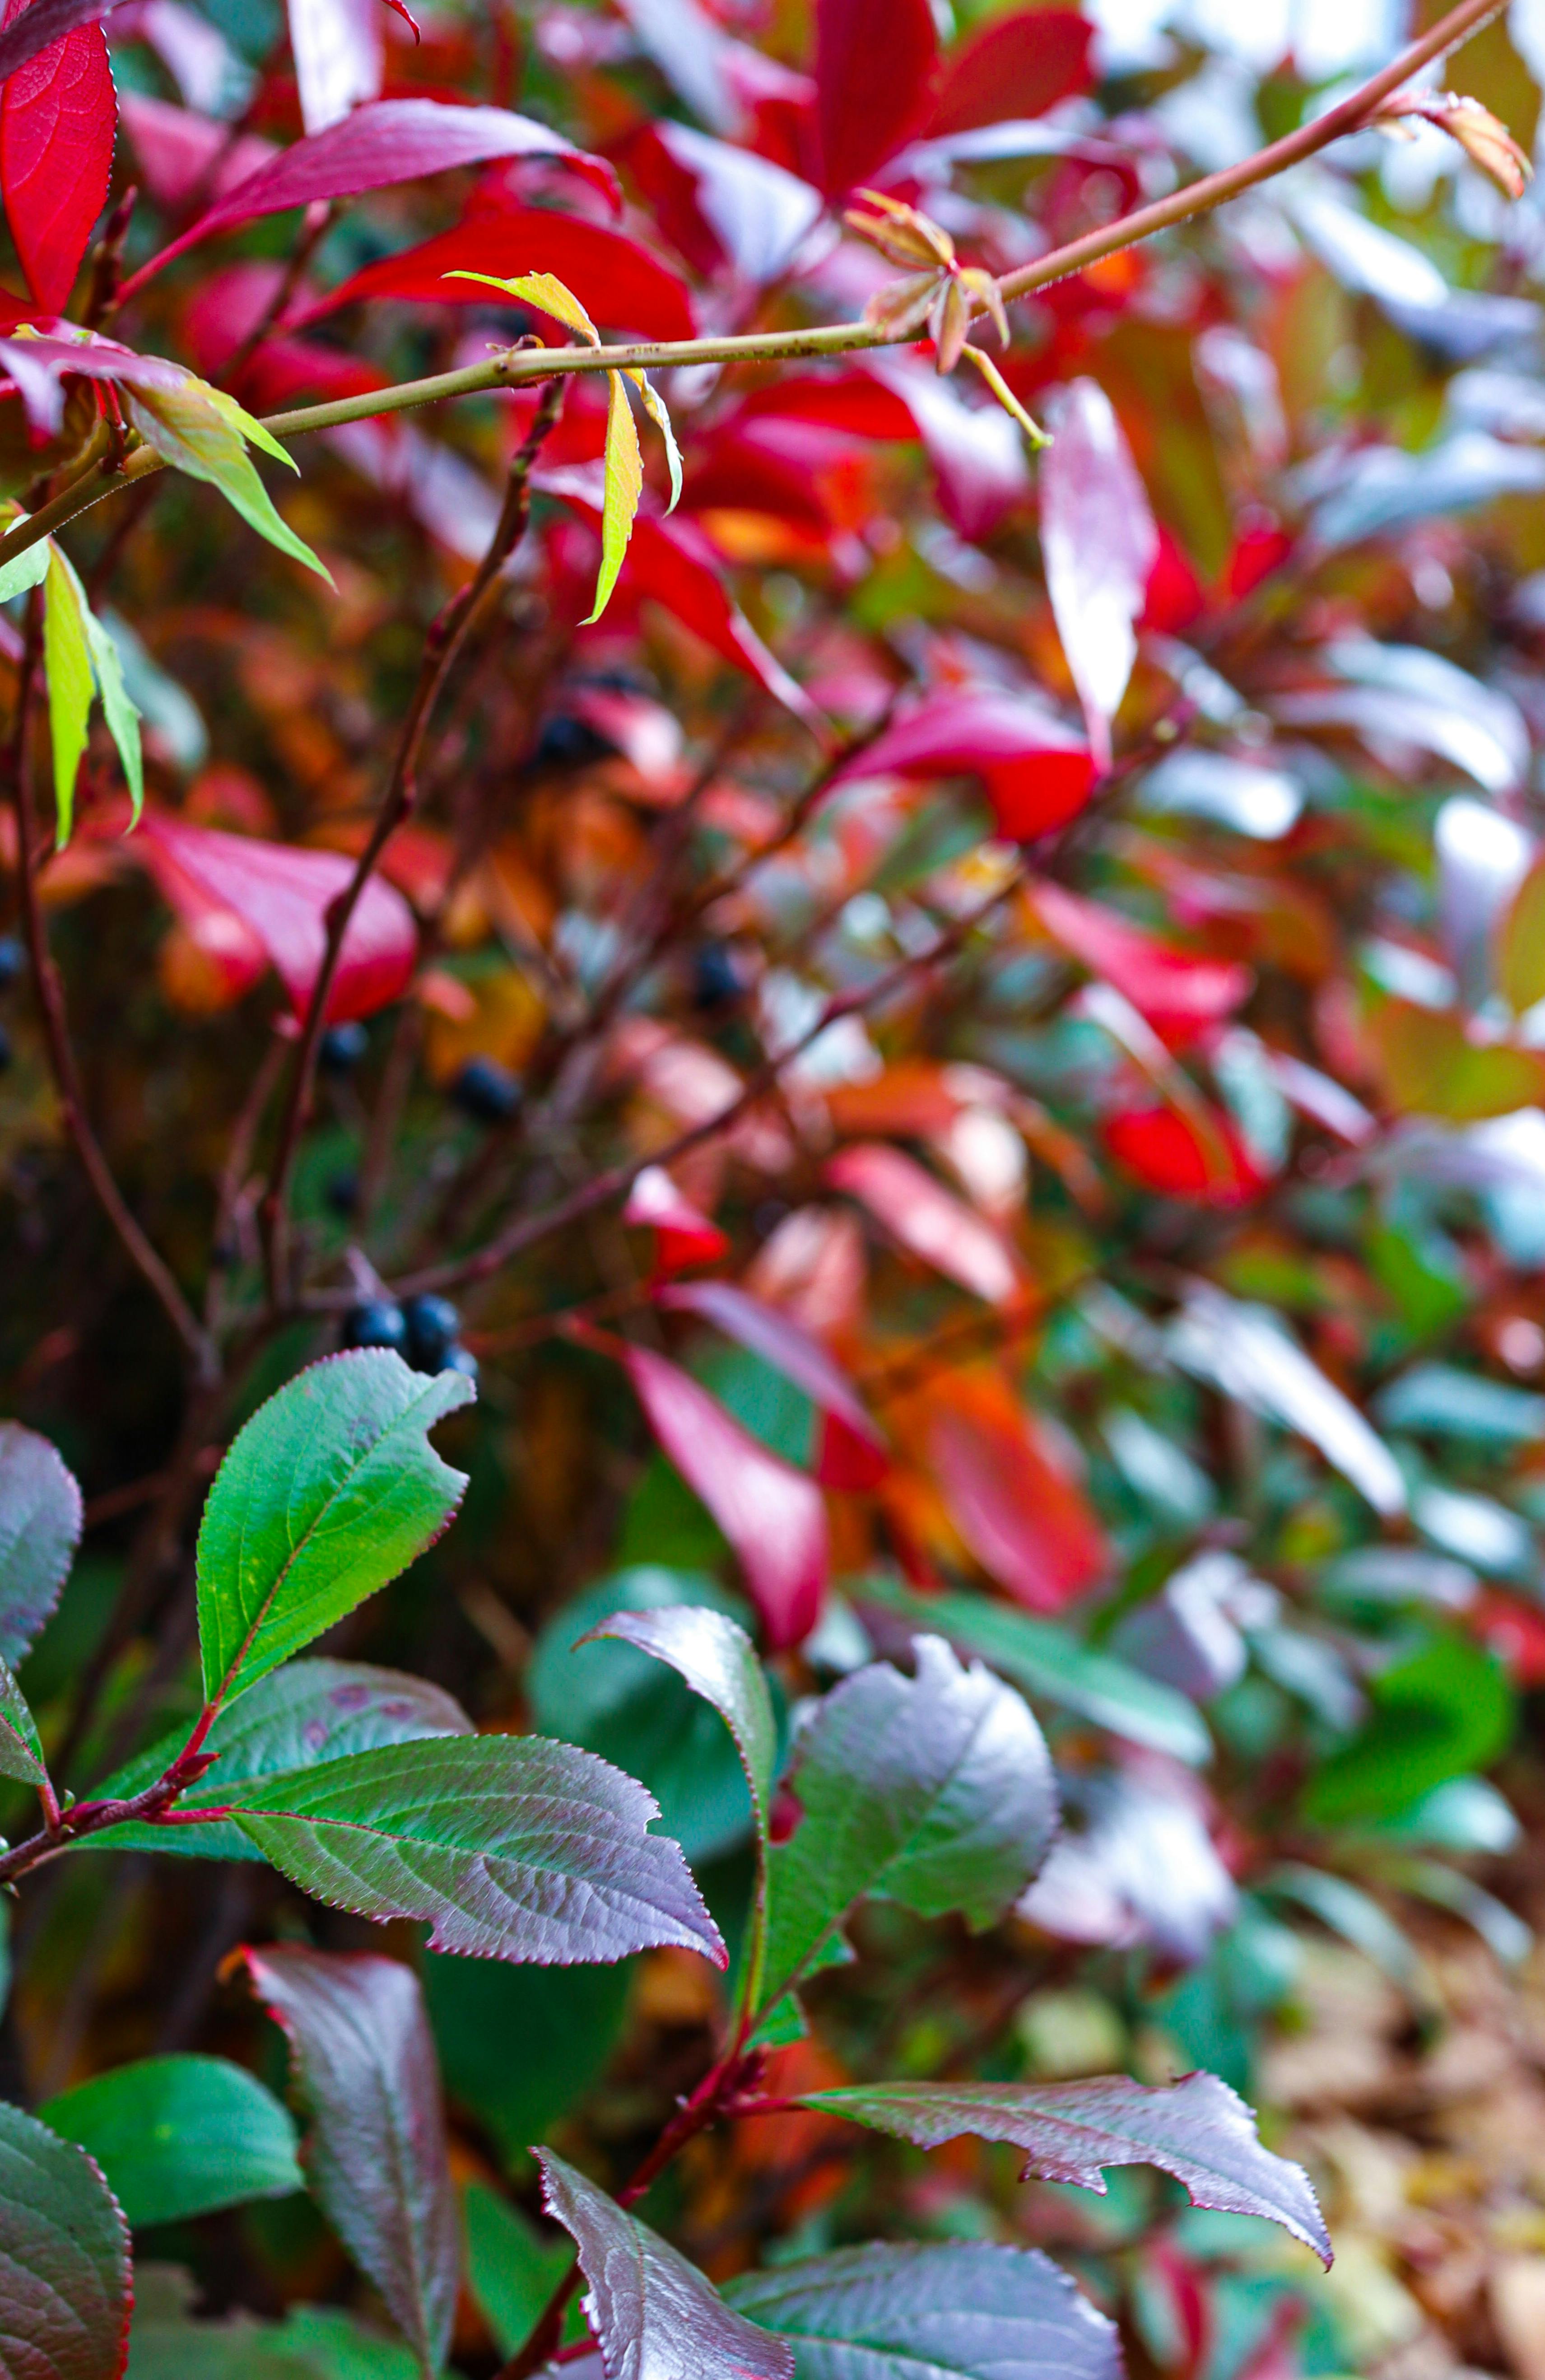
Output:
[[1034, 882, 1252, 1048], [539, 464, 825, 731], [1039, 379, 1158, 771], [927, 7, 1094, 137], [928, 1390, 1108, 1614], [620, 1341, 828, 1650], [814, 0, 938, 194], [121, 98, 619, 297], [120, 92, 275, 209], [658, 1279, 889, 1490], [300, 206, 695, 341], [0, 0, 115, 312], [288, 0, 383, 136], [825, 1142, 1027, 1305], [625, 121, 823, 284], [828, 690, 1093, 842], [623, 1164, 730, 1273], [139, 815, 416, 1023]]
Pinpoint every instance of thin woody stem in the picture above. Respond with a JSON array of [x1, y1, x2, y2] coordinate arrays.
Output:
[[0, 0, 1503, 586]]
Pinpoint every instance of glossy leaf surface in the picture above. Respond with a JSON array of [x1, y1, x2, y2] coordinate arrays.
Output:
[[763, 1635, 1056, 2006], [539, 2148, 794, 2380], [0, 0, 114, 311], [242, 1947, 458, 2375], [585, 1602, 776, 1856], [230, 1734, 727, 1965], [0, 2099, 130, 2380], [799, 2074, 1329, 2261], [42, 2056, 302, 2228], [196, 1351, 473, 1707], [1040, 379, 1158, 770], [723, 2241, 1121, 2380], [0, 1419, 80, 1667]]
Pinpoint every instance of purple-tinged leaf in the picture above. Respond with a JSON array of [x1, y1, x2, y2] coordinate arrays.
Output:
[[241, 1946, 458, 2374], [584, 1603, 776, 1855], [288, 0, 382, 136], [0, 2098, 131, 2380], [1039, 378, 1158, 771], [649, 123, 822, 281], [656, 1280, 888, 1489], [796, 2073, 1330, 2263], [229, 1733, 728, 1967], [0, 0, 125, 91], [763, 1635, 1056, 2008], [723, 2240, 1121, 2380], [824, 1142, 1027, 1305], [825, 691, 1091, 845], [1017, 1762, 1237, 1964], [0, 1419, 80, 1666], [538, 2148, 795, 2380], [121, 99, 619, 296]]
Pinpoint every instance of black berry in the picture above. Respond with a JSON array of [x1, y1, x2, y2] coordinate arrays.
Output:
[[534, 712, 613, 770], [403, 1293, 460, 1373], [451, 1057, 521, 1125], [0, 937, 24, 989], [692, 943, 742, 1012], [325, 1170, 360, 1217], [342, 1300, 408, 1354], [319, 1022, 369, 1074], [442, 1343, 479, 1385]]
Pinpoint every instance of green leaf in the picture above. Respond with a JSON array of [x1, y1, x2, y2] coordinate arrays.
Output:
[[122, 374, 330, 582], [446, 271, 600, 347], [0, 517, 50, 602], [278, 2308, 423, 2380], [88, 1658, 473, 1860], [464, 2183, 572, 2357], [582, 1600, 777, 1855], [762, 1635, 1055, 2011], [196, 1352, 475, 1709], [0, 2098, 131, 2380], [42, 2055, 302, 2227], [42, 543, 93, 848], [722, 2241, 1121, 2380], [795, 2074, 1329, 2261], [228, 1733, 726, 1966], [82, 598, 144, 823], [856, 1575, 1210, 1764], [1300, 1632, 1514, 1826], [538, 2148, 793, 2380], [585, 369, 643, 625], [0, 1654, 47, 1789], [425, 1957, 628, 2169], [1266, 1862, 1431, 2000], [529, 1570, 758, 1864]]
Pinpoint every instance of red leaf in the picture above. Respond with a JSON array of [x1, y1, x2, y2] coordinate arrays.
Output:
[[1140, 523, 1207, 636], [121, 91, 275, 210], [539, 463, 825, 730], [0, 0, 114, 312], [620, 121, 823, 284], [1103, 1104, 1267, 1206], [620, 1342, 828, 1650], [1221, 516, 1294, 602], [658, 1279, 889, 1490], [927, 1381, 1107, 1613], [121, 98, 619, 297], [289, 0, 384, 136], [814, 0, 938, 195], [300, 206, 695, 341], [1034, 882, 1252, 1048], [825, 1142, 1027, 1305], [828, 691, 1093, 841], [139, 816, 416, 1023], [624, 1164, 730, 1273], [1040, 378, 1158, 771], [0, 0, 122, 90], [1472, 1588, 1545, 1686], [928, 7, 1094, 137], [870, 359, 1032, 540]]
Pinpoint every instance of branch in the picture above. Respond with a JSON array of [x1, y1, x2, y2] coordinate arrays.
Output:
[[0, 0, 1503, 585], [0, 1729, 223, 1892], [6, 590, 214, 1374], [258, 374, 566, 1303]]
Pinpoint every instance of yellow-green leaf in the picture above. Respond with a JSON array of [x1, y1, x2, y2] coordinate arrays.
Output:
[[42, 548, 93, 849], [445, 269, 600, 347], [627, 369, 682, 513], [0, 510, 49, 604], [1499, 854, 1545, 1013], [959, 345, 1049, 448], [81, 604, 144, 825], [122, 373, 330, 583], [585, 370, 644, 625]]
